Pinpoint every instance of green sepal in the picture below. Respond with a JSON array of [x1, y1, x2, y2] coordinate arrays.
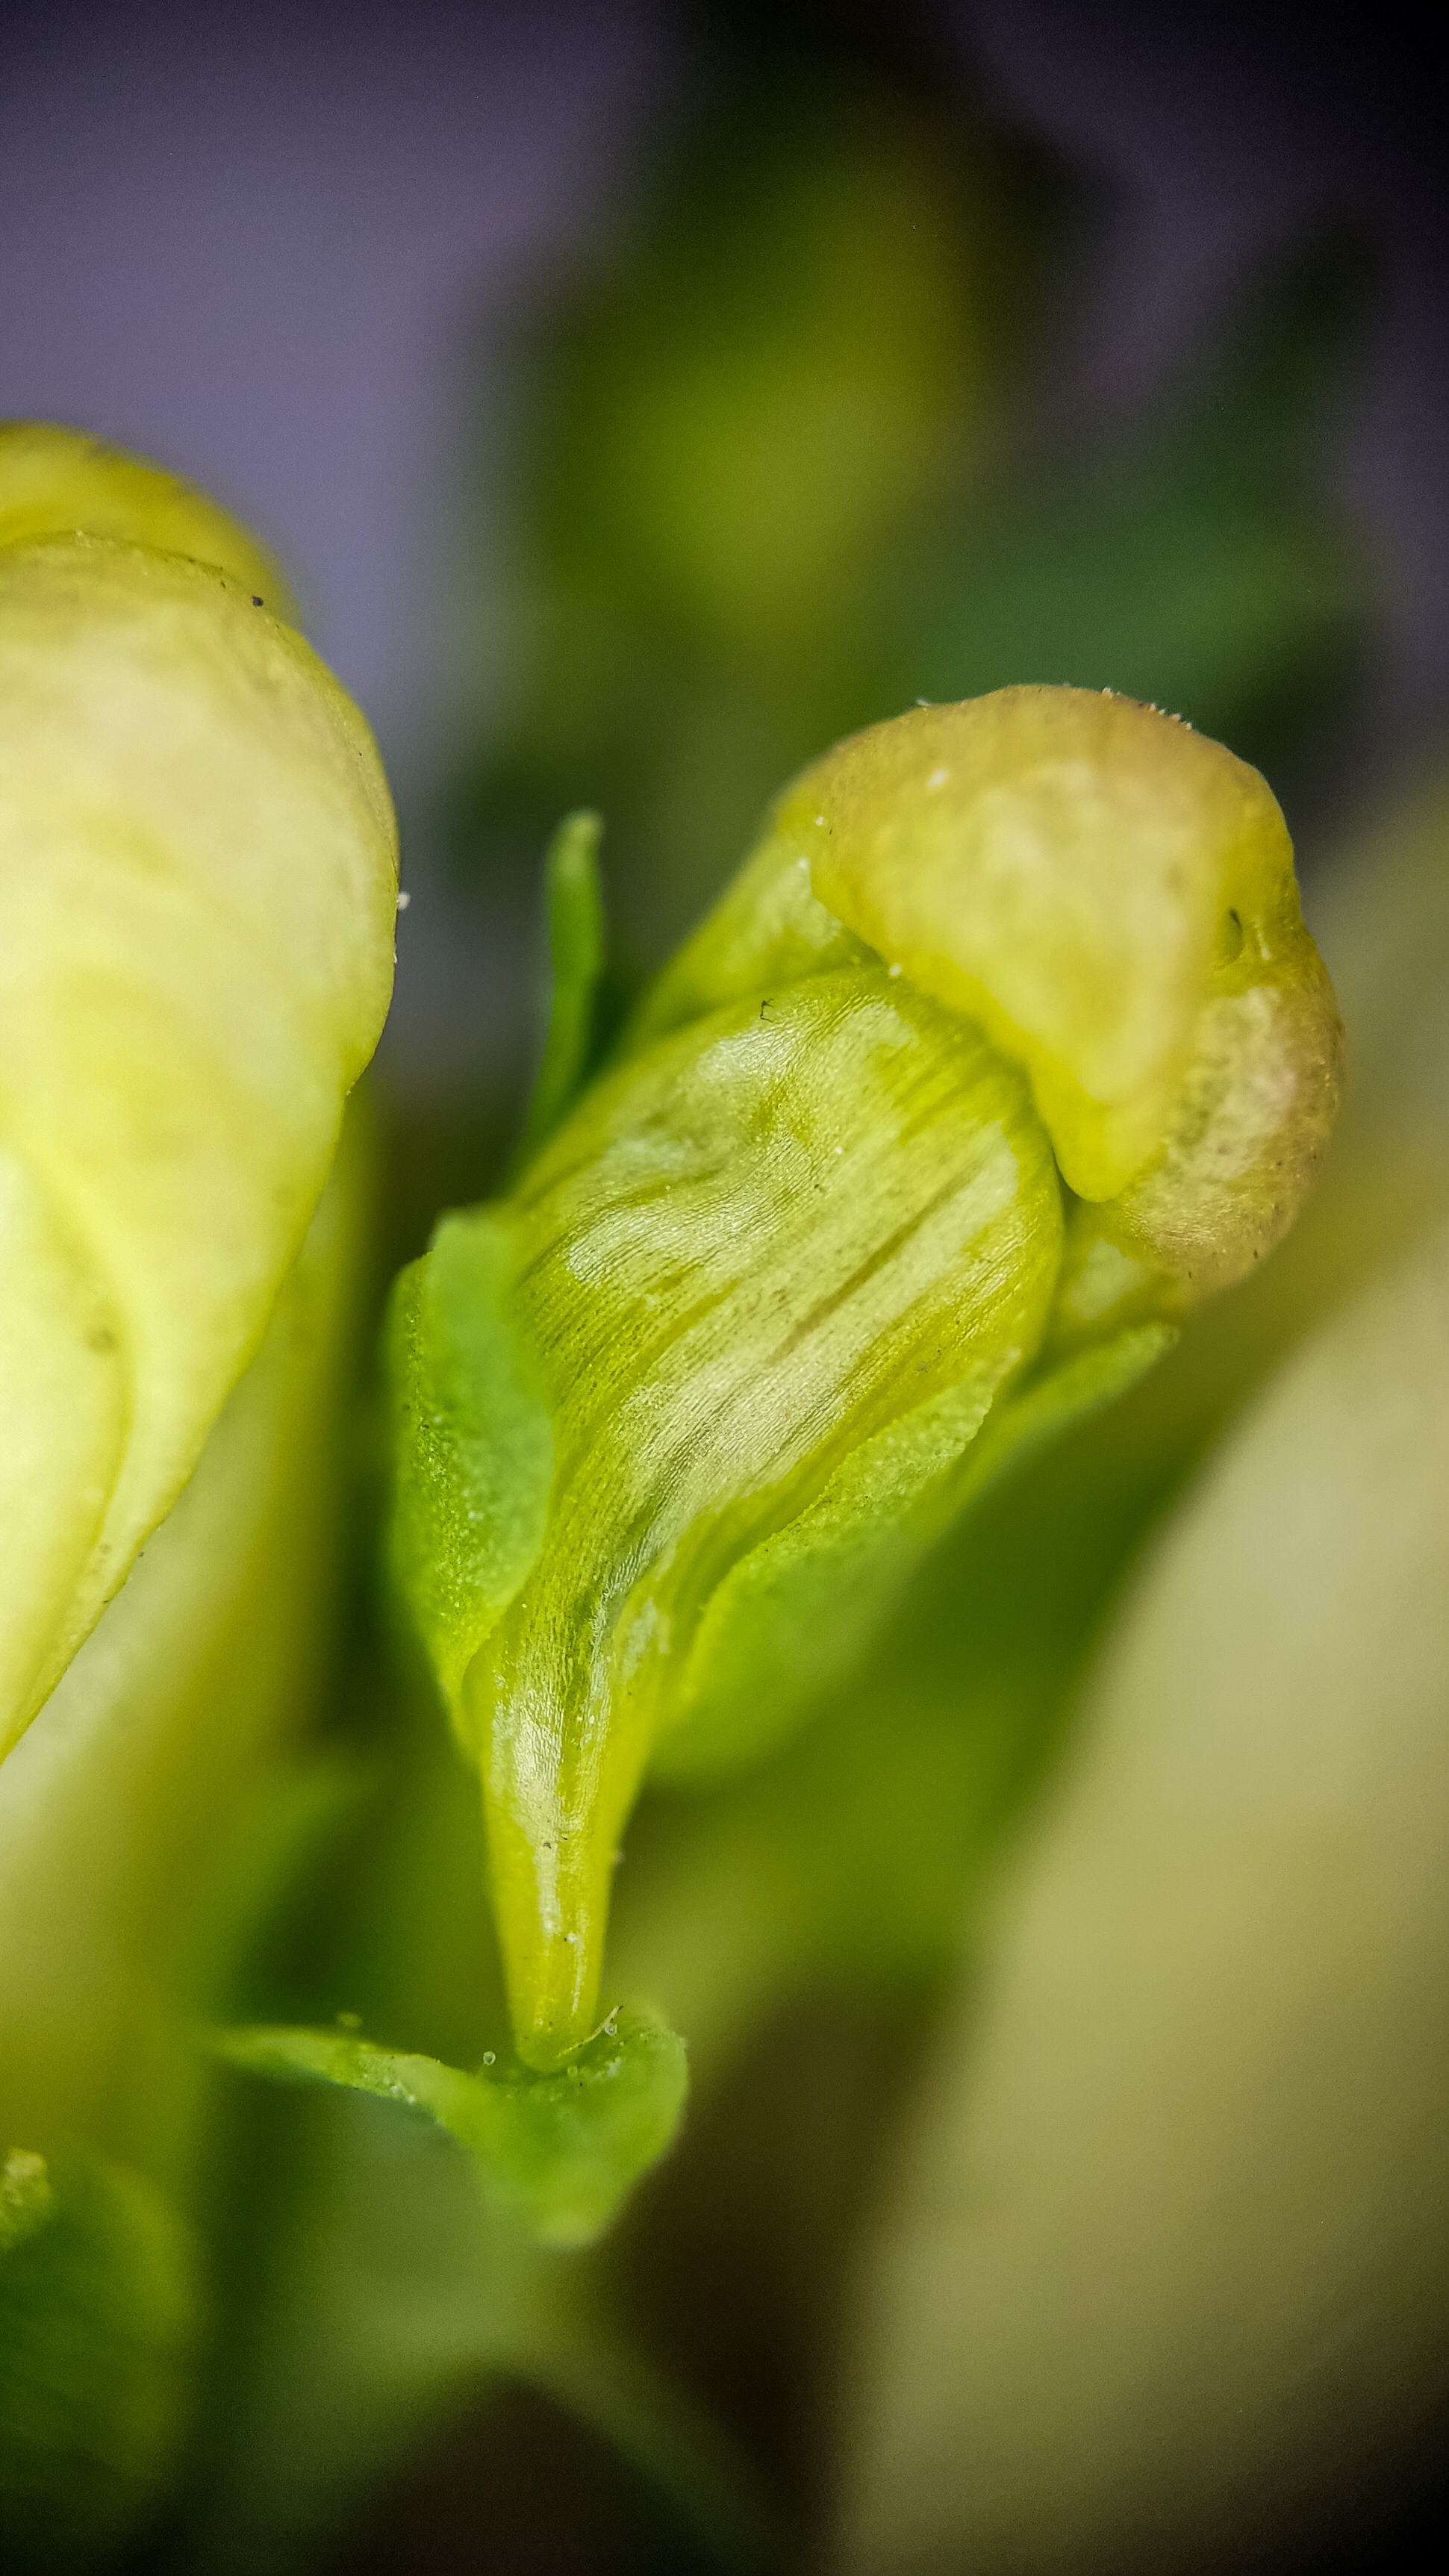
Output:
[[622, 826, 873, 1058], [0, 2149, 195, 2566], [512, 811, 607, 1173], [657, 1366, 1003, 1780], [655, 1326, 1176, 1785], [386, 1209, 554, 1715], [213, 2008, 686, 2248], [470, 966, 1064, 2062]]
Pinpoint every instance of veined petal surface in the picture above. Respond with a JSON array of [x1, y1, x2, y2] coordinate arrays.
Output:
[[0, 534, 396, 1752]]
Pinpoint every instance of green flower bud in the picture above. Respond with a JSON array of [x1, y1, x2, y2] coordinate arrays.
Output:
[[392, 687, 1339, 2070], [642, 687, 1342, 1313], [0, 427, 398, 1756]]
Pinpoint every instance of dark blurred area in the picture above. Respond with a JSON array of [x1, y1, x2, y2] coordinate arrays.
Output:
[[6, 2, 1449, 2570]]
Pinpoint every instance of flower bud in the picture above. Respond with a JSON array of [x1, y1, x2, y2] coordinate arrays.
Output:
[[643, 687, 1342, 1313], [0, 428, 397, 1753], [392, 687, 1339, 2068], [0, 420, 289, 607]]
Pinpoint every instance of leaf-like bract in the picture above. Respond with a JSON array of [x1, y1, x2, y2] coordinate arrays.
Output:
[[216, 2009, 687, 2248]]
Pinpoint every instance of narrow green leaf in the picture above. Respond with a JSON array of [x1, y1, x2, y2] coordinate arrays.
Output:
[[513, 811, 606, 1173], [214, 2009, 686, 2248]]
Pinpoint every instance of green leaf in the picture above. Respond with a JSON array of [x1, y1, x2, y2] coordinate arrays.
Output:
[[214, 2008, 686, 2248], [512, 811, 607, 1171], [0, 2148, 195, 2567]]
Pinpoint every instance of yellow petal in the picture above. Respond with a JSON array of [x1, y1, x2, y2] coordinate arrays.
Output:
[[0, 536, 396, 1752], [0, 420, 289, 610], [779, 687, 1302, 1201]]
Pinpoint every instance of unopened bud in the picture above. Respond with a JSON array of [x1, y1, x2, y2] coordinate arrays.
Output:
[[392, 687, 1340, 2067], [0, 425, 397, 1753]]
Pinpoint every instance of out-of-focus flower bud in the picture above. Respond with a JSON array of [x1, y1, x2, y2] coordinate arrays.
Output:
[[0, 425, 398, 1757], [0, 420, 289, 607], [392, 687, 1339, 2070]]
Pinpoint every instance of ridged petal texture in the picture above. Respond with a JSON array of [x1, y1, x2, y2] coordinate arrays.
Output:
[[0, 426, 397, 1755], [490, 970, 1058, 2059], [393, 687, 1341, 2071]]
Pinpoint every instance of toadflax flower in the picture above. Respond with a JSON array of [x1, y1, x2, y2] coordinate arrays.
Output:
[[0, 422, 399, 2557], [390, 685, 1340, 2070], [0, 423, 398, 1757]]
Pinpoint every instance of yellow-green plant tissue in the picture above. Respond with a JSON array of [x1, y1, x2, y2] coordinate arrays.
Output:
[[0, 424, 398, 1756], [391, 687, 1339, 2071]]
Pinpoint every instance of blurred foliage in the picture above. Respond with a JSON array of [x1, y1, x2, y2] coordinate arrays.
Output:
[[1, 2152, 194, 2569], [838, 1217, 1449, 2572], [445, 10, 1375, 981], [445, 10, 1076, 958]]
